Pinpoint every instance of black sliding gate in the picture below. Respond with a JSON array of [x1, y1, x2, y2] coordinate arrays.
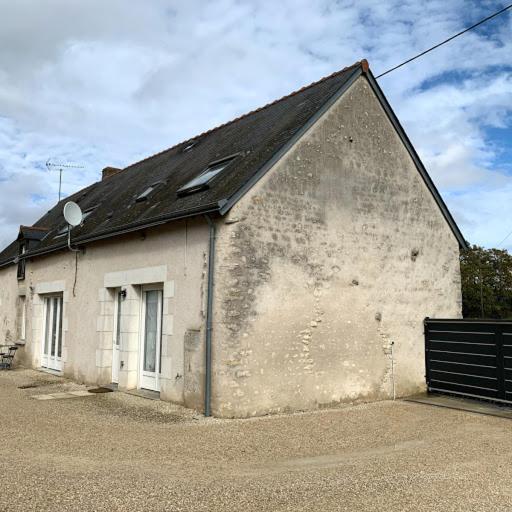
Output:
[[425, 318, 512, 404]]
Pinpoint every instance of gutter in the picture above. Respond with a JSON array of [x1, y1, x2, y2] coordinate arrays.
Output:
[[1, 202, 222, 266], [203, 214, 216, 417], [0, 256, 16, 269]]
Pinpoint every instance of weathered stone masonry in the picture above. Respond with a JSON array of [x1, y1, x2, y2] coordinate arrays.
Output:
[[212, 76, 462, 417]]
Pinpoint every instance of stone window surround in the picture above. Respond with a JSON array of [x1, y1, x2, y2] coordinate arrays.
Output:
[[16, 287, 27, 344], [97, 265, 175, 391]]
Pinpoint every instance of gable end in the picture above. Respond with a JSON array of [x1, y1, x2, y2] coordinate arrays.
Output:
[[218, 66, 363, 215], [364, 71, 467, 248]]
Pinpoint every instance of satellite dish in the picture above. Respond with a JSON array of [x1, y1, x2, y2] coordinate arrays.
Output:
[[63, 201, 83, 227]]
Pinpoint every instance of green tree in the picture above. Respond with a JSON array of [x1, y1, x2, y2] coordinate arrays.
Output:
[[460, 245, 512, 319]]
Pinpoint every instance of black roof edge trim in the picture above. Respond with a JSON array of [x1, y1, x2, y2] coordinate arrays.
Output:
[[218, 66, 362, 216], [4, 202, 223, 264], [218, 66, 467, 250], [365, 71, 468, 249], [217, 198, 229, 210]]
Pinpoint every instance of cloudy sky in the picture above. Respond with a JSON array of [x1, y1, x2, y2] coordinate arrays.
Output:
[[0, 0, 511, 250]]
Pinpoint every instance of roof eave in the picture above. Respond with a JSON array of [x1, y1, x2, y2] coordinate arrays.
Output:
[[0, 257, 16, 269], [4, 202, 223, 264]]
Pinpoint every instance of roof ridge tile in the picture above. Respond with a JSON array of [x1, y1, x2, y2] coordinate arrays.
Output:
[[122, 60, 364, 173]]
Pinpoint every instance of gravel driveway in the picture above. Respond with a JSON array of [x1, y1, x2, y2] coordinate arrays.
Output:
[[1, 369, 511, 511]]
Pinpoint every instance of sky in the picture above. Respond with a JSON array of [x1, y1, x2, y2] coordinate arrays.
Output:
[[0, 0, 511, 251]]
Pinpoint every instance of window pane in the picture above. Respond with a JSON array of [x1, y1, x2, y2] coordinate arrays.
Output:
[[44, 298, 51, 356], [116, 292, 122, 346], [183, 164, 227, 189], [136, 186, 154, 202], [51, 298, 58, 356], [158, 292, 163, 374], [57, 297, 63, 358], [19, 297, 26, 340], [143, 291, 159, 372], [177, 158, 234, 195]]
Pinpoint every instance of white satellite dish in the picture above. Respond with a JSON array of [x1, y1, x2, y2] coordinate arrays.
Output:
[[63, 201, 83, 227]]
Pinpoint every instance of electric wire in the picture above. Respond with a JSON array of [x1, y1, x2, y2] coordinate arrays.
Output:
[[376, 3, 512, 78], [497, 228, 512, 248], [374, 3, 512, 249]]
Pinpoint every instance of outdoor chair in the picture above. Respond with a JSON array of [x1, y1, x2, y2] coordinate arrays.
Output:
[[0, 345, 18, 370]]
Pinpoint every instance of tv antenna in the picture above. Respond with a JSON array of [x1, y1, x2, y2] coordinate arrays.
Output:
[[46, 159, 84, 202]]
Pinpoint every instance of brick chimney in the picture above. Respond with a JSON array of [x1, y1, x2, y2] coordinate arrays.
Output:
[[102, 166, 122, 180]]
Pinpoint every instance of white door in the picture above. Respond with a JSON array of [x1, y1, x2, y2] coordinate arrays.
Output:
[[139, 286, 163, 392], [41, 295, 63, 372], [112, 289, 122, 384]]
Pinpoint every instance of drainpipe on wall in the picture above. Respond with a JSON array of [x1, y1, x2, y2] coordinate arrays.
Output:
[[203, 214, 216, 417]]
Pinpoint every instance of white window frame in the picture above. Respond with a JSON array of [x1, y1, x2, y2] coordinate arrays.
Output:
[[20, 296, 26, 341], [41, 294, 63, 372], [138, 284, 163, 392]]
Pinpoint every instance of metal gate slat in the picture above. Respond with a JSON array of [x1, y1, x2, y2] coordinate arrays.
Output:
[[427, 331, 495, 343], [429, 351, 496, 366], [428, 385, 499, 401], [430, 371, 498, 388], [425, 318, 512, 405], [428, 340, 496, 355], [429, 360, 497, 378], [430, 380, 498, 393], [426, 321, 503, 334]]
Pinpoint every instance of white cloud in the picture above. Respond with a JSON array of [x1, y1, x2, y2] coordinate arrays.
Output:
[[447, 181, 512, 251], [0, 0, 511, 250]]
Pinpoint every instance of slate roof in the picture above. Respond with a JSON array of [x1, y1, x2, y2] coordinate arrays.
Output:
[[18, 225, 49, 241], [0, 241, 18, 264], [0, 59, 466, 267]]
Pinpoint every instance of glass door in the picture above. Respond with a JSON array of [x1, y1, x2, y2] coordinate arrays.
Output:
[[139, 286, 163, 391], [112, 289, 122, 384], [41, 295, 63, 371]]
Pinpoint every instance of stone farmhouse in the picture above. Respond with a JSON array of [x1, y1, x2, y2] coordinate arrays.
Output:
[[0, 60, 465, 417]]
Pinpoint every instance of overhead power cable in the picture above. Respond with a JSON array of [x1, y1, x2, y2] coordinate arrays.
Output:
[[497, 228, 512, 248], [376, 3, 512, 78]]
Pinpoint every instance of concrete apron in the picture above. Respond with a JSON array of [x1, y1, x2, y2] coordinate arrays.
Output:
[[406, 393, 512, 420], [29, 370, 162, 402]]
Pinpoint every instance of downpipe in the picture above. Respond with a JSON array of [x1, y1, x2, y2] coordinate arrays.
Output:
[[390, 341, 396, 400], [204, 214, 216, 417]]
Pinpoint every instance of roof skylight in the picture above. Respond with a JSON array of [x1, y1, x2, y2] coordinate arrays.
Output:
[[136, 186, 155, 202], [135, 182, 164, 202], [177, 156, 236, 196], [54, 208, 95, 238], [81, 209, 94, 222], [183, 140, 197, 152]]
